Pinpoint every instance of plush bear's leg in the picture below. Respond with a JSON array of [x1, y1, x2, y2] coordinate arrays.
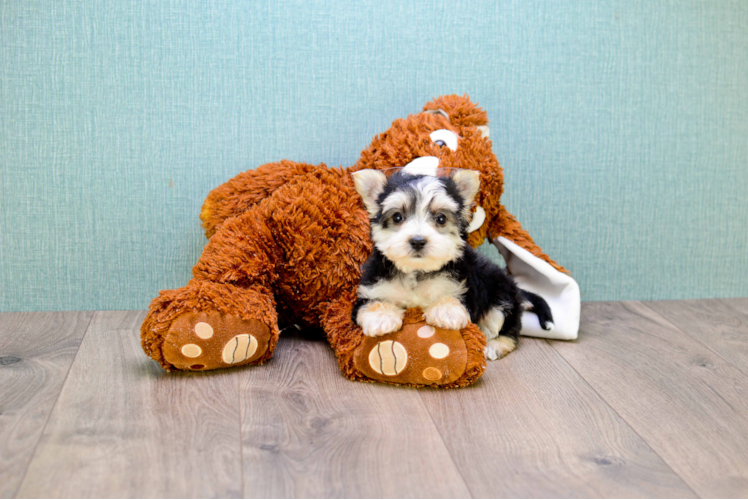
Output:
[[142, 201, 283, 371], [141, 281, 279, 371], [321, 294, 487, 388], [201, 161, 327, 238]]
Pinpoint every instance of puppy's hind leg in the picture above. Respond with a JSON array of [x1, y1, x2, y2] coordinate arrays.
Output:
[[485, 335, 518, 360], [479, 306, 520, 361]]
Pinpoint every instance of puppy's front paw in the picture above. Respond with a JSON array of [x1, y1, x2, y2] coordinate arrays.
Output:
[[357, 302, 404, 337], [424, 297, 470, 330], [362, 314, 402, 337], [485, 336, 517, 361]]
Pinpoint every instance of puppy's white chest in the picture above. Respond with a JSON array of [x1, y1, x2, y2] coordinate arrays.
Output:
[[402, 274, 418, 291], [359, 273, 466, 310]]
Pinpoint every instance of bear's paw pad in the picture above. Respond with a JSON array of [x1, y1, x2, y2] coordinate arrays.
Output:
[[163, 313, 271, 371], [354, 318, 469, 386]]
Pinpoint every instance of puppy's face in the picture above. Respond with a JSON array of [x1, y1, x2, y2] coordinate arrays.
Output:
[[351, 98, 501, 249], [353, 169, 480, 273]]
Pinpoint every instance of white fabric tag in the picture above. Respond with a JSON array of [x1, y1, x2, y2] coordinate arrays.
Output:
[[402, 156, 439, 177], [467, 206, 485, 233], [493, 237, 580, 340]]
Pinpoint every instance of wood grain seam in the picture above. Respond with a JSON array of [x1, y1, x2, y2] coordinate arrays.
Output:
[[417, 390, 477, 499], [12, 311, 95, 499], [236, 367, 246, 498], [544, 335, 701, 499], [639, 300, 748, 381]]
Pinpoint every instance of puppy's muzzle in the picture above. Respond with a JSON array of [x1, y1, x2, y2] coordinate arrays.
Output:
[[409, 236, 428, 251]]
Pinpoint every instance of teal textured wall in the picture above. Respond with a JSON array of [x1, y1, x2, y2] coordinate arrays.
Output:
[[2, 1, 747, 312]]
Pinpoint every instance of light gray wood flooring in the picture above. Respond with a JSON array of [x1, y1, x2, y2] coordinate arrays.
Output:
[[1, 299, 747, 498]]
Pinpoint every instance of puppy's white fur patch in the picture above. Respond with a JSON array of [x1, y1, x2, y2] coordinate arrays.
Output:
[[429, 191, 459, 214], [424, 296, 471, 330], [478, 306, 505, 340], [486, 336, 517, 361], [415, 178, 459, 215], [381, 190, 412, 214], [357, 301, 405, 337], [359, 273, 467, 311]]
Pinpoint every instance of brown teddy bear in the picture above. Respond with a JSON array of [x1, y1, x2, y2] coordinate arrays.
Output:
[[141, 95, 579, 387]]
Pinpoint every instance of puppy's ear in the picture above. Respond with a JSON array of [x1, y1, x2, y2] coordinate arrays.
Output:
[[352, 169, 388, 217], [452, 170, 481, 206]]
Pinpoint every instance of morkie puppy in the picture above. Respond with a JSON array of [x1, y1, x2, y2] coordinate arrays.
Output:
[[351, 167, 554, 360]]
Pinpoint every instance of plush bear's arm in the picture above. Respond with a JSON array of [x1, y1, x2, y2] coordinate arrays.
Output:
[[487, 204, 568, 274], [201, 161, 326, 238]]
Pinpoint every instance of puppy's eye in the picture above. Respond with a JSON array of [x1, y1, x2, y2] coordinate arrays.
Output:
[[434, 140, 446, 147], [435, 214, 447, 226], [392, 213, 404, 224]]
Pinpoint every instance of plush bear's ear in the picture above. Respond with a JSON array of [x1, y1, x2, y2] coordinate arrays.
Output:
[[422, 108, 450, 120], [352, 169, 388, 218], [423, 95, 489, 128]]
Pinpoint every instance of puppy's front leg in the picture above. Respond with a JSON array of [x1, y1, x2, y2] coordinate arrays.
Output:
[[424, 297, 471, 331], [356, 301, 405, 337]]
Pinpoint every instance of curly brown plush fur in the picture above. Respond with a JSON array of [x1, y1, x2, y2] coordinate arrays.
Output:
[[141, 95, 568, 387]]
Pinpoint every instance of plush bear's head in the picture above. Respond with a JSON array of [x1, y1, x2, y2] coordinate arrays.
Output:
[[351, 95, 502, 248]]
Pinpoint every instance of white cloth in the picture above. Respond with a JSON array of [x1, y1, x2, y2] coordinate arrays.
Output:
[[493, 237, 580, 340]]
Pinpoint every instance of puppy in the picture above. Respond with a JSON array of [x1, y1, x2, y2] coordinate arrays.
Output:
[[351, 168, 554, 360]]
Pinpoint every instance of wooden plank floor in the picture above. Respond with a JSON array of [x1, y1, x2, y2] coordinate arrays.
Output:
[[0, 312, 92, 498], [0, 299, 747, 498]]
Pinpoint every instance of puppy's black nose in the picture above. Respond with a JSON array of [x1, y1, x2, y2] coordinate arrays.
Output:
[[409, 236, 427, 251]]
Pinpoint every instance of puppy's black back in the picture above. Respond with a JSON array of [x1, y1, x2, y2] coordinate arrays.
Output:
[[445, 248, 554, 336], [443, 247, 523, 337]]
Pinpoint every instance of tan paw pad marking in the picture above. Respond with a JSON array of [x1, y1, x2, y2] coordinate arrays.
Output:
[[222, 334, 258, 364], [417, 325, 435, 338], [429, 343, 450, 359], [194, 322, 214, 339], [181, 344, 202, 358], [369, 340, 408, 376], [422, 367, 442, 381]]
